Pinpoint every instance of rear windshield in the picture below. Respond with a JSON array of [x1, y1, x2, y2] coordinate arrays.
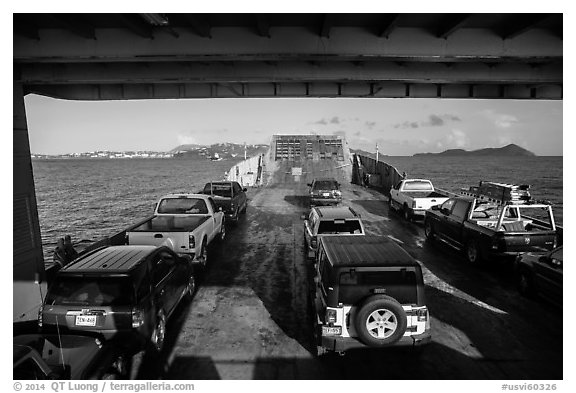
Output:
[[402, 181, 433, 191], [318, 220, 363, 234], [157, 198, 208, 214], [202, 184, 232, 198], [339, 270, 418, 304], [45, 277, 134, 306], [313, 181, 339, 190]]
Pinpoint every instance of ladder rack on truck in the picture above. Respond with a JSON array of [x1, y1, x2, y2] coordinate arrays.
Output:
[[460, 181, 531, 205]]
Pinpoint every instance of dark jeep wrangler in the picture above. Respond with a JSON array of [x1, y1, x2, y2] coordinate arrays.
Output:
[[311, 235, 431, 355]]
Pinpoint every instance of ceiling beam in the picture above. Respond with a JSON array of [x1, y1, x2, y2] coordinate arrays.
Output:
[[13, 15, 39, 40], [320, 14, 334, 38], [436, 14, 471, 39], [47, 14, 96, 40], [497, 14, 551, 39], [118, 14, 154, 39], [378, 14, 400, 38], [181, 14, 212, 38], [255, 14, 271, 38]]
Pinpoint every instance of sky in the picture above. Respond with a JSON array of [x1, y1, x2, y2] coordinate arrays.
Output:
[[25, 95, 563, 156]]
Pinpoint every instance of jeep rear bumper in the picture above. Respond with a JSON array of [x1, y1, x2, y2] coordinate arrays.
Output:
[[320, 331, 431, 353]]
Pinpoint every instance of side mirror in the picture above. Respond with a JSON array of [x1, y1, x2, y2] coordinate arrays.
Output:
[[307, 183, 312, 187], [431, 205, 439, 211], [300, 214, 307, 220], [243, 188, 247, 192], [219, 207, 223, 212]]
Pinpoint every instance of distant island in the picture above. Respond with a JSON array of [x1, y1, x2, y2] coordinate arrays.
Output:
[[32, 142, 269, 161], [413, 144, 536, 157]]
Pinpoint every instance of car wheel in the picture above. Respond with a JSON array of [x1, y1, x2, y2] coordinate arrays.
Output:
[[517, 268, 536, 298], [403, 205, 412, 221], [218, 222, 226, 242], [355, 295, 407, 347], [101, 355, 130, 380], [150, 312, 166, 352], [185, 275, 196, 300], [424, 219, 435, 241], [197, 242, 208, 268], [465, 239, 482, 265]]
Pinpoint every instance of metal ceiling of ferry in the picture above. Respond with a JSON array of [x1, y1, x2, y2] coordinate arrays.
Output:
[[13, 13, 563, 100]]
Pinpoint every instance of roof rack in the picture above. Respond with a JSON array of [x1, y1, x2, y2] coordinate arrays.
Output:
[[460, 181, 532, 205]]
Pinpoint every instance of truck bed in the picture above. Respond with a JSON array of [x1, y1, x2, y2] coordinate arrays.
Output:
[[401, 191, 448, 199], [130, 215, 209, 232]]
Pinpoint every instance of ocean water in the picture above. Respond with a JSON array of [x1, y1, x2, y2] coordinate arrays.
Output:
[[32, 158, 234, 259], [32, 155, 563, 260]]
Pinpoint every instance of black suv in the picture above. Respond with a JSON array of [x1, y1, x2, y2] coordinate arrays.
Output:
[[39, 245, 196, 352], [308, 178, 342, 207], [311, 235, 431, 355]]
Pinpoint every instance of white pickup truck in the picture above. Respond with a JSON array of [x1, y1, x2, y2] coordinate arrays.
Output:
[[389, 179, 450, 221], [126, 194, 226, 268]]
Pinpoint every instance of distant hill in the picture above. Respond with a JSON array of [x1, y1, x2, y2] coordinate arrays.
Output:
[[171, 142, 269, 161], [413, 144, 536, 157]]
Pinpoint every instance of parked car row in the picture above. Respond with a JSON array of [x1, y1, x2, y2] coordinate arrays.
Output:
[[304, 177, 431, 356], [15, 181, 250, 379], [387, 178, 562, 307]]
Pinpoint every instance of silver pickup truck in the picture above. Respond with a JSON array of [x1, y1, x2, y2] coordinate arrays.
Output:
[[389, 179, 450, 221], [126, 194, 226, 268]]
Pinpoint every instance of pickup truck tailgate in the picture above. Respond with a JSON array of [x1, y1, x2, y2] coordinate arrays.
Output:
[[499, 231, 557, 253]]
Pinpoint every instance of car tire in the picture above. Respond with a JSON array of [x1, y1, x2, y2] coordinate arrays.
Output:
[[185, 275, 196, 300], [197, 241, 208, 268], [101, 355, 130, 380], [424, 219, 435, 241], [403, 205, 412, 221], [218, 222, 226, 242], [355, 295, 407, 347], [517, 268, 536, 298], [150, 312, 166, 353], [465, 239, 483, 265]]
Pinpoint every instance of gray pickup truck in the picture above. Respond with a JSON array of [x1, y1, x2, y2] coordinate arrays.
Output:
[[201, 181, 247, 224], [424, 196, 558, 264]]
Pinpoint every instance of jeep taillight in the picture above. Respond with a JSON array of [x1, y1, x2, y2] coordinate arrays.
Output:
[[417, 308, 431, 330], [38, 304, 43, 328], [326, 309, 337, 325], [189, 234, 195, 249], [416, 307, 428, 322], [334, 190, 341, 197], [311, 236, 317, 248], [125, 233, 129, 244], [132, 307, 145, 328]]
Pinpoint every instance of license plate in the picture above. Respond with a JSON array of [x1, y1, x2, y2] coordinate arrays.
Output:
[[75, 315, 97, 327], [322, 326, 342, 336], [322, 193, 330, 197]]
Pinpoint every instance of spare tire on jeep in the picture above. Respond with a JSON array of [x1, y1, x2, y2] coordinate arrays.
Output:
[[355, 295, 407, 347]]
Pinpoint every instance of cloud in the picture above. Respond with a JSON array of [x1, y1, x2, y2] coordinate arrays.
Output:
[[393, 114, 461, 129], [177, 134, 198, 145], [394, 121, 419, 129], [365, 121, 376, 129], [313, 118, 328, 125], [482, 110, 519, 129], [354, 131, 361, 136], [330, 116, 341, 124], [445, 129, 469, 148]]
